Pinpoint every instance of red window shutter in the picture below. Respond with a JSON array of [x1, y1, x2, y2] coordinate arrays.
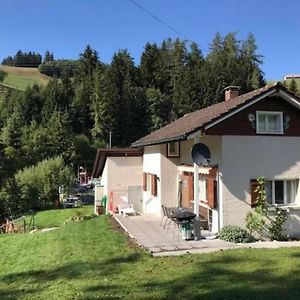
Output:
[[250, 179, 259, 207], [151, 174, 157, 196], [143, 173, 147, 191], [207, 179, 217, 209], [188, 174, 194, 201]]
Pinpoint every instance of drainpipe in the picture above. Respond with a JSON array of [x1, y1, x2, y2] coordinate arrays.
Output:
[[217, 171, 224, 230], [193, 136, 201, 240]]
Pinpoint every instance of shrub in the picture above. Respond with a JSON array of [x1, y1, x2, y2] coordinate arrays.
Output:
[[218, 225, 254, 243], [246, 177, 289, 241], [246, 206, 269, 240], [268, 208, 288, 241]]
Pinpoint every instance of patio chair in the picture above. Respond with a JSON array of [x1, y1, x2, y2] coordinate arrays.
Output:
[[160, 205, 168, 226], [163, 207, 180, 232], [117, 196, 136, 217], [118, 204, 136, 217]]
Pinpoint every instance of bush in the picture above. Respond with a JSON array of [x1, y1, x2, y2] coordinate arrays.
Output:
[[246, 206, 269, 240], [268, 208, 288, 241], [218, 225, 254, 243]]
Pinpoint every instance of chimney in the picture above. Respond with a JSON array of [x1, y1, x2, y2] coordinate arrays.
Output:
[[224, 86, 240, 101]]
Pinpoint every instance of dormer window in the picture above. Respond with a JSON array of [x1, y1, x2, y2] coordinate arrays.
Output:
[[256, 111, 283, 134]]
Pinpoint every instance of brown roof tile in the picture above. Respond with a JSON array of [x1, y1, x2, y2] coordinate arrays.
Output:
[[132, 83, 285, 147]]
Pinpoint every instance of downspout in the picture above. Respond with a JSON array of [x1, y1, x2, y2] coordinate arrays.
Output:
[[193, 136, 201, 240], [217, 171, 224, 230]]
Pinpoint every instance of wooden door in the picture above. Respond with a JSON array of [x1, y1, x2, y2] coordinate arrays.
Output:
[[181, 174, 194, 208]]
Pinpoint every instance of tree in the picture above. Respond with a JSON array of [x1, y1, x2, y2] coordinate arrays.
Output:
[[289, 79, 298, 94], [139, 42, 161, 88], [146, 88, 171, 131], [0, 70, 7, 82], [15, 156, 74, 212], [72, 45, 102, 135], [45, 111, 75, 163], [78, 45, 101, 79], [43, 50, 54, 64]]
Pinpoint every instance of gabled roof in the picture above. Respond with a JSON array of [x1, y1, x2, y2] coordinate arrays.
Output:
[[91, 148, 143, 178], [132, 82, 300, 147]]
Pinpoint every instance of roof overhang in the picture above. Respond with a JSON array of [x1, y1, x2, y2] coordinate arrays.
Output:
[[178, 165, 218, 178], [91, 148, 143, 178], [131, 135, 187, 148]]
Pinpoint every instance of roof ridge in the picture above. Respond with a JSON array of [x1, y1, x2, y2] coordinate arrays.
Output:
[[132, 83, 285, 147]]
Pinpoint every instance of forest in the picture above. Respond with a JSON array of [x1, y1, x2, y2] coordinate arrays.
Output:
[[0, 32, 267, 217]]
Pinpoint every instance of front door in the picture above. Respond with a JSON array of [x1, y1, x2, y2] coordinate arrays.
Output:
[[181, 173, 194, 208]]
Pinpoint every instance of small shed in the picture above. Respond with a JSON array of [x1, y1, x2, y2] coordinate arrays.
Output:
[[91, 148, 143, 214]]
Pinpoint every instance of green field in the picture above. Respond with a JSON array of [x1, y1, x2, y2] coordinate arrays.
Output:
[[0, 65, 50, 91], [1, 207, 300, 299]]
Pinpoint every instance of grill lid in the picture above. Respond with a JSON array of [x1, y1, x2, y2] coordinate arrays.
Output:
[[174, 210, 196, 221]]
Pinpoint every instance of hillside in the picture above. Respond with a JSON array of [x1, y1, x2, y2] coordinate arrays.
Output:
[[0, 65, 50, 91]]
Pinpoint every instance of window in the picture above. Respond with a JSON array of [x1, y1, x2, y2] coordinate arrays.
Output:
[[256, 111, 283, 134], [167, 142, 180, 157], [143, 172, 157, 196], [265, 180, 299, 205]]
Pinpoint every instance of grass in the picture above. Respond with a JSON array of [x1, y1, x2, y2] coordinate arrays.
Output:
[[1, 207, 300, 299], [0, 65, 50, 91], [23, 206, 94, 229]]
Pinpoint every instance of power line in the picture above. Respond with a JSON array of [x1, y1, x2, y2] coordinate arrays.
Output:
[[128, 0, 192, 42]]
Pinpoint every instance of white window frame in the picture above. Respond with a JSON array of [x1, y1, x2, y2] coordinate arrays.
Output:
[[265, 179, 299, 205], [256, 111, 283, 134]]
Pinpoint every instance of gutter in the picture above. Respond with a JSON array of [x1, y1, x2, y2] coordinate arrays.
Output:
[[131, 134, 187, 148]]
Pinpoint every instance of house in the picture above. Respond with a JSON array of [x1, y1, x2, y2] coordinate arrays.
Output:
[[131, 83, 300, 237], [284, 74, 300, 80], [91, 148, 143, 214]]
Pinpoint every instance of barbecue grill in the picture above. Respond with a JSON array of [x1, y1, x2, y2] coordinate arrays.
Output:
[[173, 210, 196, 240]]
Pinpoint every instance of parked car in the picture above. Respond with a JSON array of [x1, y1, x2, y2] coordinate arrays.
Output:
[[62, 196, 82, 208], [73, 185, 88, 193]]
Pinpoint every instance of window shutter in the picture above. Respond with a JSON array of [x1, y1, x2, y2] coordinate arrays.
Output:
[[250, 179, 259, 207], [188, 174, 194, 201], [207, 179, 217, 209], [143, 173, 147, 191], [151, 174, 157, 196]]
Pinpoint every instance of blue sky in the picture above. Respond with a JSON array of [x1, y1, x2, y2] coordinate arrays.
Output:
[[1, 0, 299, 80]]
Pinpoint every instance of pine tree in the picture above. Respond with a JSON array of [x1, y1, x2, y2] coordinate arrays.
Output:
[[140, 42, 161, 88], [289, 79, 298, 94], [43, 50, 54, 64]]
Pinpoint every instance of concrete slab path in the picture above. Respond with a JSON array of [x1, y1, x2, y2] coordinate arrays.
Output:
[[114, 214, 300, 256]]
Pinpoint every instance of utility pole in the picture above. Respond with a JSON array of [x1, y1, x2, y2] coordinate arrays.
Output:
[[109, 131, 112, 148]]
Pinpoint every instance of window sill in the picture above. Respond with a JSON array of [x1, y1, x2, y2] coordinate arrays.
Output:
[[256, 131, 283, 135]]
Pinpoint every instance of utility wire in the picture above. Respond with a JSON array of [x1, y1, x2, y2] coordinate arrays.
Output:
[[128, 0, 192, 42]]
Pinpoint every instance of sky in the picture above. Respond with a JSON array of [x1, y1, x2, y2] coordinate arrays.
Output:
[[1, 0, 300, 80]]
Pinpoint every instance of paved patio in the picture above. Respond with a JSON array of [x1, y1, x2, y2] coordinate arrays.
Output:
[[114, 213, 300, 256], [114, 213, 237, 256]]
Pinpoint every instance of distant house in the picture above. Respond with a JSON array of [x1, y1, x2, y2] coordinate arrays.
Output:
[[131, 83, 300, 237], [284, 74, 300, 80]]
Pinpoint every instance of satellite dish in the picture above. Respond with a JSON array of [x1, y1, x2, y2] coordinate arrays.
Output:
[[191, 143, 211, 166]]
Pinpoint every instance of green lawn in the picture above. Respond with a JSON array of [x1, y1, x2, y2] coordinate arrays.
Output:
[[1, 208, 300, 299]]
